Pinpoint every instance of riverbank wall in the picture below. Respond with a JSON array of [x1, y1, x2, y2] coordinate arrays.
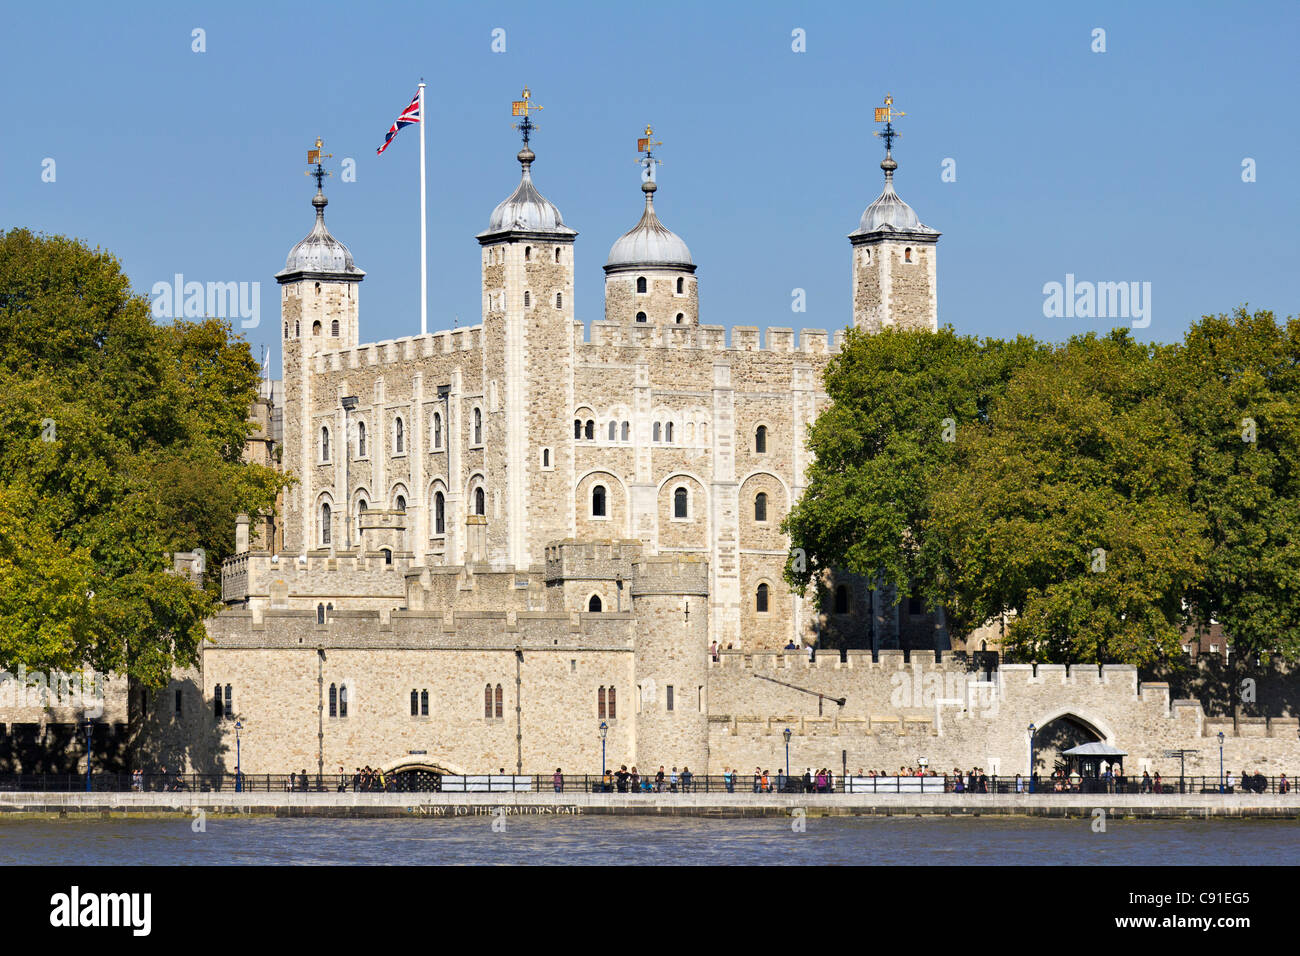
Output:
[[1, 791, 1298, 820]]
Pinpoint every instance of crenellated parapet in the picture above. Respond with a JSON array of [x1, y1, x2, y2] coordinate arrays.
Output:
[[582, 321, 843, 356]]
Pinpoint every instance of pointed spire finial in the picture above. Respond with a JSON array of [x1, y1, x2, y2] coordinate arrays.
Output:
[[511, 86, 542, 167], [636, 125, 663, 201], [305, 136, 334, 215], [873, 94, 905, 181]]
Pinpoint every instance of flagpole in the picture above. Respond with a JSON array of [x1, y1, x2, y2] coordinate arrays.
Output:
[[418, 79, 428, 336]]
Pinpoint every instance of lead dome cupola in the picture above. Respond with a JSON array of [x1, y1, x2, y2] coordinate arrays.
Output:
[[276, 185, 364, 282]]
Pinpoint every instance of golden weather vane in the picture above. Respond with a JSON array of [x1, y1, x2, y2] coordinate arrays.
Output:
[[305, 136, 333, 189], [637, 125, 663, 181], [873, 94, 905, 153], [511, 86, 542, 144]]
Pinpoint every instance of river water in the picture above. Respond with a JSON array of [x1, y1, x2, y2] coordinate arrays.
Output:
[[0, 816, 1296, 865]]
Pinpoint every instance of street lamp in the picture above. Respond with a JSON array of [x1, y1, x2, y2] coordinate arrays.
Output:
[[783, 727, 792, 780], [599, 721, 609, 782], [82, 719, 93, 793], [1218, 730, 1225, 793], [1027, 723, 1036, 794], [235, 721, 244, 792]]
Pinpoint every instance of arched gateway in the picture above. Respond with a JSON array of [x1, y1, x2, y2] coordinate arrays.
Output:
[[379, 757, 462, 793], [1031, 710, 1112, 776]]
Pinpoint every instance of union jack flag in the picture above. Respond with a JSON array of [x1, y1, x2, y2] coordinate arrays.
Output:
[[377, 90, 421, 155]]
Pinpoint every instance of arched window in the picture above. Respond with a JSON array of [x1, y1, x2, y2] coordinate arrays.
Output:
[[555, 247, 561, 263], [474, 487, 485, 516], [420, 689, 429, 716], [636, 276, 647, 294], [755, 492, 768, 522], [315, 282, 321, 295], [410, 689, 418, 716], [395, 417, 404, 454], [321, 427, 330, 461], [284, 322, 288, 337], [294, 320, 300, 337], [395, 495, 406, 513], [317, 603, 325, 624], [756, 583, 770, 613], [675, 313, 684, 324], [524, 291, 531, 307], [434, 491, 446, 535], [358, 499, 367, 515], [905, 247, 913, 263], [320, 503, 331, 545], [432, 412, 442, 449], [608, 421, 617, 441], [834, 585, 849, 615], [524, 246, 531, 260], [584, 420, 594, 440], [589, 594, 602, 613], [224, 685, 232, 718], [331, 319, 339, 337], [653, 422, 662, 442], [330, 684, 338, 717], [484, 684, 493, 718], [592, 485, 607, 517], [608, 686, 616, 719], [473, 408, 482, 445], [598, 686, 607, 718], [494, 684, 503, 719], [674, 487, 688, 519], [665, 422, 674, 442], [755, 425, 768, 453], [213, 685, 222, 719], [356, 421, 366, 458], [542, 448, 551, 467], [574, 419, 583, 439], [556, 292, 563, 308], [676, 277, 684, 294], [635, 311, 647, 323], [312, 320, 322, 336], [382, 548, 393, 565], [621, 421, 630, 441], [338, 683, 348, 718]]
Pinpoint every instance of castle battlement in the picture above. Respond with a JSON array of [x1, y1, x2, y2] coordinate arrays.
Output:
[[630, 555, 710, 596], [544, 538, 643, 583], [582, 321, 844, 356], [311, 325, 486, 373]]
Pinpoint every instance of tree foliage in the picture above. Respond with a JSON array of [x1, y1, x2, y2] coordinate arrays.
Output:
[[782, 326, 1042, 625], [0, 228, 285, 685], [786, 312, 1300, 666]]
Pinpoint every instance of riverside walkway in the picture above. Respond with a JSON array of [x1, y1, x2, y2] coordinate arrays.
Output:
[[2, 790, 1299, 819]]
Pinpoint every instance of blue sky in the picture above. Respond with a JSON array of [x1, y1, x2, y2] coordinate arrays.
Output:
[[1, 0, 1296, 375]]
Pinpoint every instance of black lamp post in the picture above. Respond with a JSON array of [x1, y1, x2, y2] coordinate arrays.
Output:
[[599, 721, 609, 781], [1218, 731, 1225, 793], [82, 718, 93, 793], [1027, 723, 1036, 793], [235, 721, 243, 792], [783, 727, 792, 779]]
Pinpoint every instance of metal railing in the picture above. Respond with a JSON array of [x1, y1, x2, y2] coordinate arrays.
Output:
[[0, 772, 1292, 796]]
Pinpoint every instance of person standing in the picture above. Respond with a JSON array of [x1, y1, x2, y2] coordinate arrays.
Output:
[[553, 768, 564, 793], [655, 766, 666, 793]]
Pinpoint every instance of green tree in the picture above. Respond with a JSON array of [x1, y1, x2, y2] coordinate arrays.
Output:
[[0, 228, 285, 685], [930, 330, 1206, 665], [782, 326, 1042, 639], [1163, 308, 1300, 671]]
